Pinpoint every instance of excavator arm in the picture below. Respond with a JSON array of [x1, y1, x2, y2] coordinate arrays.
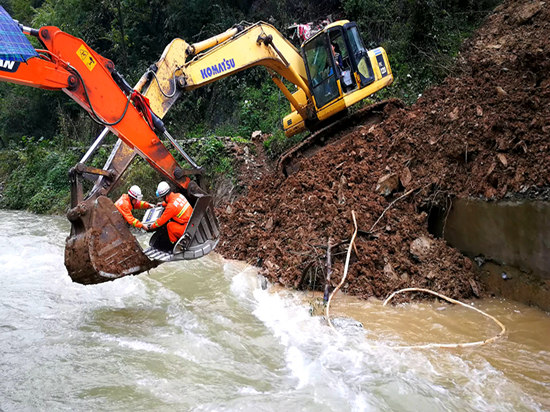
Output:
[[139, 22, 314, 127]]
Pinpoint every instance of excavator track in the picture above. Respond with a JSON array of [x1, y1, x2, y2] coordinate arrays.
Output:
[[277, 99, 404, 176]]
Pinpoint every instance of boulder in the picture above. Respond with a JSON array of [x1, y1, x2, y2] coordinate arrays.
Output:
[[376, 173, 399, 196], [410, 236, 434, 261]]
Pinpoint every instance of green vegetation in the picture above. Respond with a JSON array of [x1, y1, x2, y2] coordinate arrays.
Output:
[[0, 0, 501, 214], [345, 0, 501, 103], [0, 146, 77, 213]]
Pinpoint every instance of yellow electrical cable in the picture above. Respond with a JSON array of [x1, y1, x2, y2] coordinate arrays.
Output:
[[380, 288, 507, 349]]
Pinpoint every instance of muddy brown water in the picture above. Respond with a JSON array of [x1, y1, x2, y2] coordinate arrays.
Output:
[[320, 292, 550, 410], [1, 210, 548, 411]]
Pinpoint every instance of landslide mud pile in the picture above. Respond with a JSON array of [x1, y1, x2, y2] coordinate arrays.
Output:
[[216, 0, 550, 300]]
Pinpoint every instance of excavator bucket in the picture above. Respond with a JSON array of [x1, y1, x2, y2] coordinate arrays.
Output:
[[63, 131, 221, 283], [65, 196, 160, 284]]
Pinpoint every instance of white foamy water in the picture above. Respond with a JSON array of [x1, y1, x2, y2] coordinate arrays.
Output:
[[0, 210, 548, 411]]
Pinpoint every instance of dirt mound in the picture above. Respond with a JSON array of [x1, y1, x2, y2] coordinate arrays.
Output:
[[216, 0, 550, 300]]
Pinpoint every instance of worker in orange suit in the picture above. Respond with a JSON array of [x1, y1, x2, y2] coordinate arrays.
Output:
[[114, 185, 153, 229], [144, 181, 193, 249]]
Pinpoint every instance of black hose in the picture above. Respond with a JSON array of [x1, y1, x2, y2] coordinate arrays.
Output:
[[68, 65, 132, 127]]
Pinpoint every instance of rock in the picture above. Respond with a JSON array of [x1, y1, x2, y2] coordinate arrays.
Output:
[[251, 130, 262, 140], [515, 1, 544, 24], [469, 278, 480, 297], [376, 173, 399, 196], [265, 260, 280, 271], [497, 153, 508, 166], [496, 86, 507, 96], [410, 236, 434, 261], [384, 262, 398, 280], [265, 217, 274, 230], [259, 276, 268, 290], [448, 107, 459, 121], [476, 105, 483, 117], [485, 186, 497, 198], [400, 167, 412, 187]]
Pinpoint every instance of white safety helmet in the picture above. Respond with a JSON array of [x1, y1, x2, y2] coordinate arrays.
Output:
[[156, 181, 171, 197], [128, 185, 143, 201]]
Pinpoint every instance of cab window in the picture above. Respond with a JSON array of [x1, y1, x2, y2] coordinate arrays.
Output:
[[328, 29, 356, 92], [345, 25, 374, 86], [303, 35, 340, 108]]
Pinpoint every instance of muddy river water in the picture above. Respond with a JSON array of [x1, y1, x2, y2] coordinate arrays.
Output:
[[0, 210, 548, 411]]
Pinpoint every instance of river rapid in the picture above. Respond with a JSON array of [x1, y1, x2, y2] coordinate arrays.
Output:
[[0, 210, 548, 411]]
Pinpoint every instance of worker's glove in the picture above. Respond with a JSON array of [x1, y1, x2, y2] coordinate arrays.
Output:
[[156, 202, 164, 207]]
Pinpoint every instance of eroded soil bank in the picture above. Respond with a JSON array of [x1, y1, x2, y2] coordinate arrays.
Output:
[[215, 0, 550, 301]]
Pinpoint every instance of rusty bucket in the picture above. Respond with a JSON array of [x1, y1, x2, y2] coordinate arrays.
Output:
[[65, 196, 159, 284]]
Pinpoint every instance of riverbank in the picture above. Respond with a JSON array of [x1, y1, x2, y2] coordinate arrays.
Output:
[[0, 148, 77, 214]]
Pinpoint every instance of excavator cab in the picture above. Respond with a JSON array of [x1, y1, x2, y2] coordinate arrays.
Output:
[[282, 20, 392, 135], [302, 21, 391, 111], [303, 34, 340, 108]]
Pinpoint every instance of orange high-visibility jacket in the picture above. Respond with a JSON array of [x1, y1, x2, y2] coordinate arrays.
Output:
[[114, 193, 152, 229], [150, 192, 193, 242]]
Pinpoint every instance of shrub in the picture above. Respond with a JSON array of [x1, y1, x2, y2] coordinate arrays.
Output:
[[0, 147, 78, 214]]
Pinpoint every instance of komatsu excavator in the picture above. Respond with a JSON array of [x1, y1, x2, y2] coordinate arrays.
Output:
[[0, 7, 392, 284]]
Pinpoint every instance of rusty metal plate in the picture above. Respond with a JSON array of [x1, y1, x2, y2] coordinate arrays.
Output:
[[65, 196, 159, 284]]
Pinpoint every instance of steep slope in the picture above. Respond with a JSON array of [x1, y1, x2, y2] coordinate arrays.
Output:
[[216, 0, 550, 300]]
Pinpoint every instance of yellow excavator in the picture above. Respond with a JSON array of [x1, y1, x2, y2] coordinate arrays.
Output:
[[141, 20, 392, 138], [0, 9, 392, 284]]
